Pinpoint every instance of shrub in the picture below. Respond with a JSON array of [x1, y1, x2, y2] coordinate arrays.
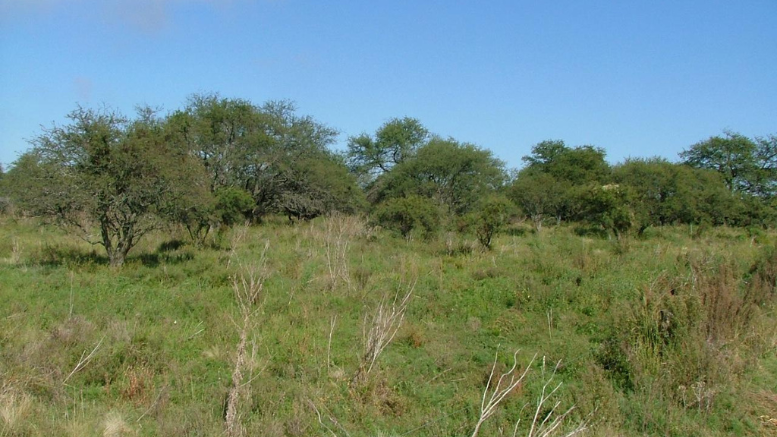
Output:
[[467, 196, 513, 249], [215, 187, 254, 226], [373, 195, 440, 239]]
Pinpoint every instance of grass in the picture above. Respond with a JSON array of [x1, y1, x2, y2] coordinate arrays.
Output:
[[0, 214, 775, 436]]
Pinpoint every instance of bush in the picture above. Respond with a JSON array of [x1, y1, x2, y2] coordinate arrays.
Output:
[[373, 195, 440, 239], [215, 187, 255, 226], [0, 197, 11, 215], [466, 196, 513, 249]]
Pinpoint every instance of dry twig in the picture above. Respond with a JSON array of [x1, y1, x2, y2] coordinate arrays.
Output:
[[224, 241, 268, 437], [352, 277, 415, 386], [63, 336, 104, 385]]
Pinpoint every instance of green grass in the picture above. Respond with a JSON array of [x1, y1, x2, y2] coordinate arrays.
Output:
[[0, 215, 775, 436]]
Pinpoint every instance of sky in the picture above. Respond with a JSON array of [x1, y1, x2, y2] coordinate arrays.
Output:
[[1, 0, 775, 170]]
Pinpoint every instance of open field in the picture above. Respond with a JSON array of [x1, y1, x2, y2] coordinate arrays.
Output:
[[1, 215, 775, 436]]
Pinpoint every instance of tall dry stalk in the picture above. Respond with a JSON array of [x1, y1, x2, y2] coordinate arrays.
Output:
[[10, 237, 21, 265], [472, 350, 535, 437], [352, 276, 415, 387], [226, 224, 250, 269], [472, 352, 587, 437], [63, 336, 104, 385], [224, 241, 268, 437], [519, 357, 586, 437], [321, 213, 366, 291]]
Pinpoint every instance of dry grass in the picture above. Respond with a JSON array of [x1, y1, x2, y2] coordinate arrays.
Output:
[[102, 411, 135, 437], [352, 275, 415, 387], [317, 212, 368, 291], [0, 385, 33, 432], [225, 241, 269, 437]]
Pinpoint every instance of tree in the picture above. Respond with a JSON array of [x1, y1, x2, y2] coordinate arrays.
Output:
[[375, 138, 506, 216], [168, 93, 265, 192], [680, 131, 763, 194], [275, 152, 364, 221], [0, 164, 7, 215], [170, 94, 360, 222], [9, 106, 209, 266], [576, 184, 633, 238], [670, 166, 741, 226], [751, 134, 777, 198], [612, 158, 677, 233], [521, 140, 568, 169], [522, 140, 610, 185], [516, 140, 611, 226], [346, 117, 429, 183], [508, 171, 568, 232]]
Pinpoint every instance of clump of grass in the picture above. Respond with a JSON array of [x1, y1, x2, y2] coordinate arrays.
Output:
[[0, 385, 33, 433], [102, 410, 135, 437]]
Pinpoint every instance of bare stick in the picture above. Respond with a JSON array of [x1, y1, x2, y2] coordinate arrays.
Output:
[[352, 277, 415, 386], [63, 336, 104, 385], [308, 400, 338, 437], [327, 315, 337, 371], [224, 241, 269, 437], [515, 357, 589, 437], [471, 350, 536, 437], [136, 385, 167, 422]]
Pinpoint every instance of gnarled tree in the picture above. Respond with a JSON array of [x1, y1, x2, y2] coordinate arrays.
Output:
[[9, 106, 209, 266]]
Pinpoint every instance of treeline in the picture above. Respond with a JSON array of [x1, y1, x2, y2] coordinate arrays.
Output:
[[0, 93, 775, 265]]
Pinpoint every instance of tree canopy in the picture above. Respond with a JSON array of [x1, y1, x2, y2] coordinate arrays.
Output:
[[346, 117, 429, 183], [168, 93, 362, 224], [373, 138, 506, 216], [7, 106, 210, 266], [3, 94, 775, 263], [522, 140, 610, 185], [680, 130, 776, 198]]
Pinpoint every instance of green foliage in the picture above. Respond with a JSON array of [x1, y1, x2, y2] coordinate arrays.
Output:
[[612, 158, 675, 232], [346, 117, 429, 183], [171, 93, 359, 221], [751, 134, 777, 198], [679, 131, 776, 227], [575, 184, 633, 237], [375, 138, 506, 216], [522, 140, 611, 185], [215, 187, 254, 226], [672, 166, 742, 226], [373, 195, 440, 239], [276, 153, 365, 221], [681, 131, 776, 200], [467, 195, 514, 249], [515, 140, 612, 228], [508, 171, 568, 231], [681, 131, 757, 193], [8, 106, 209, 266]]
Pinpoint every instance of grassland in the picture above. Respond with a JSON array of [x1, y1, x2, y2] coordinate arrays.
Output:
[[1, 214, 775, 436]]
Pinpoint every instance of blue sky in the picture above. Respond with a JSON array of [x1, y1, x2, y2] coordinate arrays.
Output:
[[1, 0, 775, 170]]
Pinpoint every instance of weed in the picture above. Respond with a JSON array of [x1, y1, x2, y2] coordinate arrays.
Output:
[[352, 277, 415, 387]]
